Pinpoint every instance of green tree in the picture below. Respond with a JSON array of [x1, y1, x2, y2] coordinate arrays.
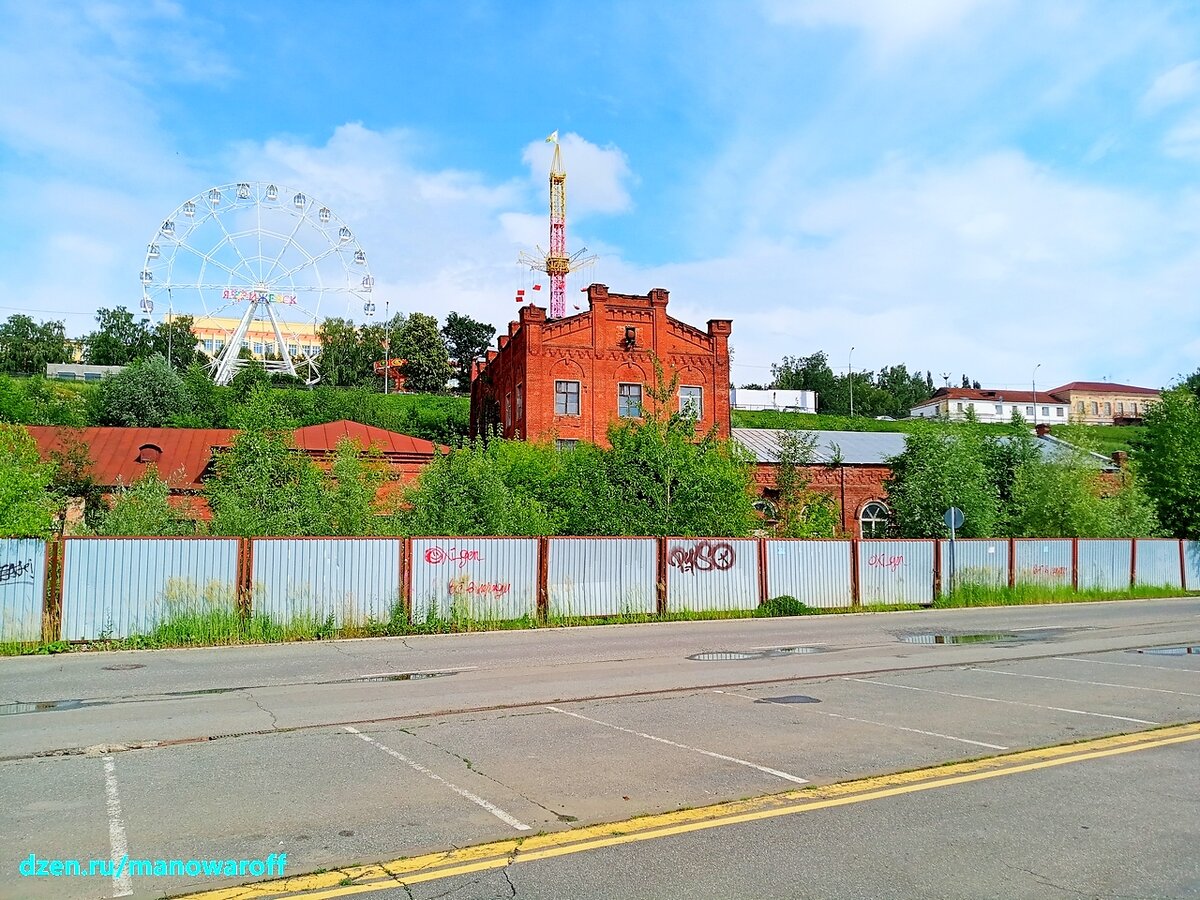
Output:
[[170, 364, 227, 428], [0, 424, 56, 537], [0, 315, 72, 375], [395, 313, 453, 394], [441, 312, 496, 393], [94, 354, 187, 427], [0, 375, 88, 425], [1135, 387, 1200, 538], [315, 317, 372, 386], [322, 439, 395, 536], [88, 468, 195, 536], [83, 307, 154, 366], [152, 314, 200, 371], [1008, 454, 1160, 538], [771, 429, 839, 537], [885, 426, 1000, 538]]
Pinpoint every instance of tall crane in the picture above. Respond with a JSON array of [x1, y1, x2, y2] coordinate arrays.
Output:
[[519, 131, 595, 319]]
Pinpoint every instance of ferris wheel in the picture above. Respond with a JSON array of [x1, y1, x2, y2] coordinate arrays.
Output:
[[139, 181, 376, 385]]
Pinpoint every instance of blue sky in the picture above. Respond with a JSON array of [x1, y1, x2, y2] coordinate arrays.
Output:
[[3, 0, 1200, 391]]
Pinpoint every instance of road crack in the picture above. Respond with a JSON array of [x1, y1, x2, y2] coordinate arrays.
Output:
[[241, 690, 279, 730]]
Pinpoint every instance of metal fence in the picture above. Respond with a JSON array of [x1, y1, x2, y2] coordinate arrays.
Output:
[[1014, 540, 1073, 587], [763, 540, 853, 608], [1077, 540, 1133, 591], [410, 538, 538, 622], [939, 540, 1008, 593], [547, 538, 656, 617], [1134, 540, 1182, 589], [252, 538, 402, 628], [6, 535, 1193, 645], [665, 538, 760, 612], [0, 539, 46, 643], [60, 538, 240, 640], [858, 540, 935, 605]]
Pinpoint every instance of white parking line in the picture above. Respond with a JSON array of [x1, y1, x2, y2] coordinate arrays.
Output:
[[343, 726, 530, 831], [972, 668, 1200, 698], [846, 678, 1159, 725], [1053, 656, 1200, 674], [712, 689, 1008, 750], [546, 705, 809, 784], [102, 756, 133, 898]]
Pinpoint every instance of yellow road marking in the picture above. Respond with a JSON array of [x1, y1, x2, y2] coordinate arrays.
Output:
[[177, 722, 1200, 900]]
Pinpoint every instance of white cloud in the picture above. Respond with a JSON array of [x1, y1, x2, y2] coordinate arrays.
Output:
[[1163, 113, 1200, 160], [1142, 60, 1200, 113], [521, 133, 635, 218], [762, 0, 1002, 52]]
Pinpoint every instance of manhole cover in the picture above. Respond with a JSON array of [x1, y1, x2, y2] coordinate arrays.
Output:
[[688, 651, 761, 661], [102, 664, 146, 671], [759, 695, 821, 704], [898, 633, 1020, 645], [1135, 646, 1199, 656]]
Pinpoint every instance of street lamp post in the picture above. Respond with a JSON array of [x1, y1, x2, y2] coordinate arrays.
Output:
[[848, 346, 855, 418], [1032, 363, 1042, 426], [383, 299, 391, 395]]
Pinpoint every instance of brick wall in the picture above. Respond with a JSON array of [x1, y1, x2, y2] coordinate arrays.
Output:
[[752, 463, 892, 538]]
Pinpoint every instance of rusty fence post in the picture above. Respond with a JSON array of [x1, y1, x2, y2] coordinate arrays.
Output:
[[1008, 538, 1016, 588], [537, 536, 550, 623], [656, 536, 668, 617], [403, 537, 414, 625], [757, 538, 769, 606], [1129, 538, 1137, 591], [42, 537, 64, 643], [933, 539, 943, 600], [850, 539, 861, 608], [1071, 538, 1079, 592], [1180, 539, 1188, 592]]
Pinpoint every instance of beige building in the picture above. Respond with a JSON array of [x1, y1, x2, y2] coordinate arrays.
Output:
[[189, 314, 321, 360], [1048, 382, 1159, 425]]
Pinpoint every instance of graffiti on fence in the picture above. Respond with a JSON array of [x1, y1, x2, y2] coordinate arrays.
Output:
[[448, 575, 512, 597], [1028, 565, 1068, 578], [424, 546, 483, 568], [0, 558, 35, 588], [668, 541, 736, 575], [867, 552, 904, 572]]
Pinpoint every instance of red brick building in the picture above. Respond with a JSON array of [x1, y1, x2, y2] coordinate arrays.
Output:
[[470, 284, 732, 447]]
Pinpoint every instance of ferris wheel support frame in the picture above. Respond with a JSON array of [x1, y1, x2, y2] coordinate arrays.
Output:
[[211, 296, 303, 385]]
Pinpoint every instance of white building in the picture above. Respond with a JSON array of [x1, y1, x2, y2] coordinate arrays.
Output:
[[911, 388, 1070, 424], [731, 389, 818, 413]]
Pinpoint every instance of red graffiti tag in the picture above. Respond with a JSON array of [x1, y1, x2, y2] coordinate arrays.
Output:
[[668, 541, 736, 574], [867, 552, 905, 572], [448, 575, 511, 597], [424, 547, 483, 568], [1028, 565, 1068, 577]]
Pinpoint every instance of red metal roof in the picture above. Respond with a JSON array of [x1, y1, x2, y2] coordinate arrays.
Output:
[[289, 420, 444, 456], [27, 421, 444, 489], [1049, 382, 1160, 396], [26, 426, 237, 489], [926, 388, 1065, 405]]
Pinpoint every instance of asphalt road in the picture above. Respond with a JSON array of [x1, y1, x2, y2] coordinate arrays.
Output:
[[1, 599, 1198, 899]]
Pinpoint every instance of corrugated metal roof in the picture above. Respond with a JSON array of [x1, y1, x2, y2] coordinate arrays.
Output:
[[732, 428, 1116, 469], [28, 421, 446, 489], [27, 426, 237, 489]]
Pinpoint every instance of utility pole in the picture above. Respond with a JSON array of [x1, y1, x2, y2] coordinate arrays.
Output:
[[383, 299, 391, 395], [848, 346, 855, 418], [1032, 363, 1042, 426]]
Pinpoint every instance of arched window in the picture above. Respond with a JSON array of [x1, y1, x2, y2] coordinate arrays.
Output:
[[860, 501, 890, 538]]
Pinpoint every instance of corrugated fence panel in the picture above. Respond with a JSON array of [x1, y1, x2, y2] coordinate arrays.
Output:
[[858, 540, 935, 606], [1077, 539, 1132, 591], [1134, 540, 1182, 590], [1184, 542, 1200, 591], [252, 539, 402, 627], [0, 539, 46, 643], [939, 540, 1008, 593], [410, 538, 537, 622], [1014, 540, 1072, 587], [764, 540, 853, 608], [666, 538, 761, 612], [61, 538, 239, 640], [547, 539, 656, 617]]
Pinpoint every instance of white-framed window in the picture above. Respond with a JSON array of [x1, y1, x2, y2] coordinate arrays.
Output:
[[555, 439, 578, 451], [1041, 406, 1049, 417], [1025, 406, 1034, 416], [1091, 401, 1099, 415], [252, 342, 263, 356], [618, 383, 643, 418], [860, 501, 890, 539], [680, 385, 703, 418], [994, 404, 1003, 415], [1132, 402, 1139, 415], [1077, 401, 1085, 414], [505, 393, 511, 428], [554, 380, 580, 416], [956, 402, 964, 412], [516, 383, 523, 422], [1055, 407, 1065, 417], [1117, 401, 1125, 415], [1104, 402, 1112, 416]]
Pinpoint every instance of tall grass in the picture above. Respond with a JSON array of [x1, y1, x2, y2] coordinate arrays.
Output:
[[936, 580, 1186, 608]]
